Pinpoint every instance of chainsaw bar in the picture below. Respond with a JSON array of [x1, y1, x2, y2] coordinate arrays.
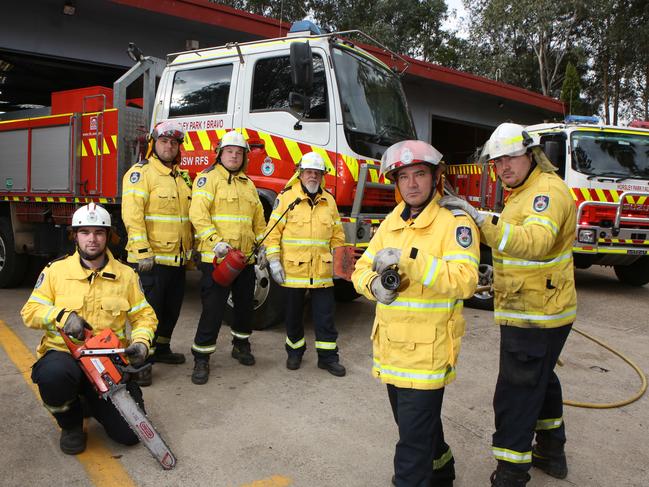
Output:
[[109, 385, 177, 469]]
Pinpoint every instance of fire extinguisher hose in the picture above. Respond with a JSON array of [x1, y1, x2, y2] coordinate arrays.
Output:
[[559, 326, 647, 409]]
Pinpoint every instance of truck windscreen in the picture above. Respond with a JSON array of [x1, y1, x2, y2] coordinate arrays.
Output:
[[571, 131, 649, 180], [331, 45, 416, 160]]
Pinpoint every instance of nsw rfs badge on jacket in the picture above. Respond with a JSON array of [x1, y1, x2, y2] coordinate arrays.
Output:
[[533, 195, 550, 212], [456, 226, 473, 248]]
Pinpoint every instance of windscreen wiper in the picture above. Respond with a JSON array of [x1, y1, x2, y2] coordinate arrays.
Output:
[[586, 171, 629, 180]]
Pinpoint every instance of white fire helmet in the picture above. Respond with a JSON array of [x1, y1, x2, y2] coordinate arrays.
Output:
[[298, 152, 326, 172], [151, 120, 185, 142], [217, 131, 249, 152], [71, 203, 111, 228], [483, 122, 539, 161], [380, 140, 444, 182]]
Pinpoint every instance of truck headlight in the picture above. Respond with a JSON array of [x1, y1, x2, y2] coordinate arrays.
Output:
[[578, 229, 596, 244]]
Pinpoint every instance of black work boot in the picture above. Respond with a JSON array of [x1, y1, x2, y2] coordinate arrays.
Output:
[[286, 355, 302, 370], [318, 360, 346, 377], [191, 358, 210, 385], [60, 425, 87, 455], [532, 438, 568, 479], [133, 366, 152, 387], [152, 346, 186, 364], [490, 465, 530, 486], [232, 341, 255, 366]]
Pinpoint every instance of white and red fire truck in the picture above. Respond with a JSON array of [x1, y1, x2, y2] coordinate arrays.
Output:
[[446, 116, 649, 309], [0, 22, 413, 328]]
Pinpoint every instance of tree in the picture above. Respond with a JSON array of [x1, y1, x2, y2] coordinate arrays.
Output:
[[461, 0, 583, 97], [560, 62, 583, 115], [214, 0, 457, 65], [581, 0, 644, 124]]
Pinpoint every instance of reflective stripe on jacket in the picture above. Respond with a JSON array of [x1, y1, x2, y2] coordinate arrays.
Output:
[[265, 183, 345, 288], [21, 250, 158, 358], [190, 163, 266, 263], [480, 167, 577, 328], [122, 155, 193, 266], [351, 195, 480, 390]]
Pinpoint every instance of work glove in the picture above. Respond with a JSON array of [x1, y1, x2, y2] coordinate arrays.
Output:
[[213, 241, 233, 258], [63, 312, 90, 340], [370, 276, 398, 305], [438, 195, 485, 226], [256, 245, 269, 270], [269, 260, 285, 285], [137, 257, 155, 273], [372, 248, 402, 274], [125, 342, 148, 366]]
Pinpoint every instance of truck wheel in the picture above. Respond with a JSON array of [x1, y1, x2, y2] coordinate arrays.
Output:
[[465, 247, 494, 310], [0, 217, 28, 288], [224, 264, 286, 330], [614, 257, 649, 286], [333, 279, 359, 302]]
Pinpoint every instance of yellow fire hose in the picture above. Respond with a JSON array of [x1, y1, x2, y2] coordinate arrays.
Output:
[[559, 327, 647, 409]]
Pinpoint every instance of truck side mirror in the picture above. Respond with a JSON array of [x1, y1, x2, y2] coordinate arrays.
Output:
[[544, 140, 561, 167], [289, 92, 311, 131], [290, 42, 314, 92], [289, 92, 310, 114]]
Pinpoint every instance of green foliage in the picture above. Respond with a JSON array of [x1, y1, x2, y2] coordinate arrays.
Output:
[[214, 0, 454, 64], [561, 62, 583, 114], [212, 0, 649, 122]]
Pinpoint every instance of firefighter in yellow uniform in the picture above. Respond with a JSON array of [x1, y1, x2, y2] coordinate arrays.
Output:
[[122, 120, 193, 386], [265, 152, 347, 376], [440, 123, 577, 487], [21, 204, 157, 456], [352, 141, 479, 487], [189, 130, 266, 385]]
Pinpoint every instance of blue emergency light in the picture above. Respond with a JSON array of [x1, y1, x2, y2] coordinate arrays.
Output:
[[289, 20, 322, 35], [564, 115, 600, 125]]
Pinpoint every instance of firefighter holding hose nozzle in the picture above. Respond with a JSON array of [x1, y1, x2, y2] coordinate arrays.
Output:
[[352, 140, 480, 487]]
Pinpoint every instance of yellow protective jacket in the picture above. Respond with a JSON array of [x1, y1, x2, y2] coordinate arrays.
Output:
[[480, 166, 577, 328], [21, 250, 157, 359], [265, 183, 345, 288], [351, 195, 480, 390], [190, 163, 266, 263], [122, 155, 193, 266]]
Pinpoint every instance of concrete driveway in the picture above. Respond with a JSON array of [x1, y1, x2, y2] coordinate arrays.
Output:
[[1, 265, 647, 486]]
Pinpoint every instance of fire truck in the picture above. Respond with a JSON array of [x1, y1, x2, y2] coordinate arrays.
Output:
[[0, 22, 414, 328], [446, 116, 649, 309]]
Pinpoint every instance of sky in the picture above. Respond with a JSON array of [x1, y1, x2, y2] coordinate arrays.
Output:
[[443, 0, 469, 37]]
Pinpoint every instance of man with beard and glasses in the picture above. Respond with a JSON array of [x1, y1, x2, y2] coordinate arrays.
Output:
[[352, 140, 479, 486], [21, 204, 157, 456], [265, 152, 347, 376], [122, 120, 193, 386], [267, 152, 346, 377]]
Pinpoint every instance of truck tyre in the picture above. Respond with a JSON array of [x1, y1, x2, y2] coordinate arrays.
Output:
[[465, 247, 494, 310], [333, 279, 359, 302], [0, 217, 28, 288], [614, 257, 649, 286], [224, 264, 286, 330]]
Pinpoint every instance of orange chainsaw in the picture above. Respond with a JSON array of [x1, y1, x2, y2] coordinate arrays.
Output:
[[61, 327, 176, 470]]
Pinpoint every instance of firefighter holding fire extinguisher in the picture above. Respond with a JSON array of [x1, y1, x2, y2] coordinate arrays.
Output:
[[188, 130, 267, 385]]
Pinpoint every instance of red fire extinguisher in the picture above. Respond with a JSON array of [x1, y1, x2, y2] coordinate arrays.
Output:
[[211, 197, 302, 286]]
